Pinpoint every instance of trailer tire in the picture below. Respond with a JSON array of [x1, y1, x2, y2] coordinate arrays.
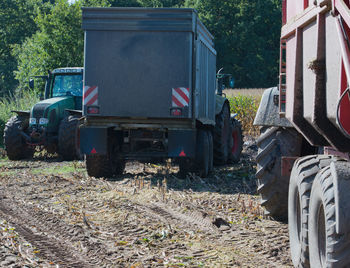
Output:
[[58, 115, 82, 161], [256, 126, 302, 221], [288, 155, 333, 268], [86, 154, 125, 178], [3, 115, 33, 160], [228, 118, 243, 163], [309, 164, 350, 268], [214, 103, 230, 165], [195, 129, 209, 178], [208, 130, 214, 172]]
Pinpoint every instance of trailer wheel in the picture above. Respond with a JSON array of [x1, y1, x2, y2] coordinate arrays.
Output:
[[207, 130, 214, 172], [309, 163, 350, 268], [3, 115, 33, 160], [86, 154, 125, 178], [288, 155, 333, 268], [58, 115, 82, 160], [195, 129, 209, 178], [256, 126, 302, 220], [214, 103, 230, 165], [228, 118, 243, 163]]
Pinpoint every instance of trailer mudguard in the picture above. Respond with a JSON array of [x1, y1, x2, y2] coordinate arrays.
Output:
[[80, 127, 107, 155], [330, 161, 350, 234], [168, 130, 196, 158], [253, 87, 292, 127]]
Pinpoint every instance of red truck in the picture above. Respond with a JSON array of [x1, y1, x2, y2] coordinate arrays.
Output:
[[254, 0, 350, 267]]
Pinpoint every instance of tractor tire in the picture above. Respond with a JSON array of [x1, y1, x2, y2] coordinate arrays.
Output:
[[86, 154, 125, 178], [3, 115, 33, 160], [255, 126, 302, 221], [309, 163, 350, 268], [58, 115, 82, 161], [195, 129, 209, 178], [214, 103, 231, 165], [228, 118, 243, 163], [288, 155, 333, 268]]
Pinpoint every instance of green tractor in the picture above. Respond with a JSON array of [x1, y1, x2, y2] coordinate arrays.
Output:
[[3, 67, 83, 160]]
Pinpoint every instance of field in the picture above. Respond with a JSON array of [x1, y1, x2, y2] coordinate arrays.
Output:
[[0, 88, 295, 267]]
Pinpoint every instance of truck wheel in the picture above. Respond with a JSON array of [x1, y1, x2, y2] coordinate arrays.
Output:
[[214, 103, 230, 165], [3, 115, 33, 160], [288, 155, 333, 268], [207, 130, 214, 172], [256, 126, 302, 220], [86, 154, 125, 178], [309, 163, 350, 268], [58, 115, 81, 160], [195, 129, 209, 178], [228, 118, 243, 163]]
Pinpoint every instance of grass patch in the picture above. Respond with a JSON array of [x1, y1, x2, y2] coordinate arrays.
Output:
[[0, 89, 39, 147], [227, 88, 264, 137], [31, 162, 85, 175]]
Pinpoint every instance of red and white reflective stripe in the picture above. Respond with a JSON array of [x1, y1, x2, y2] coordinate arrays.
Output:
[[172, 87, 190, 108], [83, 86, 98, 106]]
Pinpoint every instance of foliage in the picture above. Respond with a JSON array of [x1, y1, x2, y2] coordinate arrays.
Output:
[[137, 0, 184, 7], [13, 0, 109, 89], [186, 0, 281, 88], [0, 90, 39, 147], [228, 94, 261, 136]]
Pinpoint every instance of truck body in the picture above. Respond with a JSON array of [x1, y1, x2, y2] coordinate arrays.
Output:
[[80, 7, 242, 178], [254, 1, 350, 267]]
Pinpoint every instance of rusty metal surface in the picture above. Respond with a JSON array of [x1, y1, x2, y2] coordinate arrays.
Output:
[[281, 156, 299, 177]]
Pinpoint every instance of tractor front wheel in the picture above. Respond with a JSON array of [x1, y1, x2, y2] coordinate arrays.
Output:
[[58, 115, 82, 160]]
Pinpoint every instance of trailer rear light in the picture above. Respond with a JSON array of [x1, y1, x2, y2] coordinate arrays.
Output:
[[87, 106, 100, 114], [170, 108, 182, 116]]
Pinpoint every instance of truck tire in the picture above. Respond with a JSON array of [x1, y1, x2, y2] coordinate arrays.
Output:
[[309, 164, 350, 268], [86, 154, 125, 178], [58, 115, 82, 161], [228, 118, 243, 163], [288, 155, 333, 268], [3, 115, 33, 160], [214, 103, 230, 165], [256, 126, 302, 220], [195, 129, 209, 178]]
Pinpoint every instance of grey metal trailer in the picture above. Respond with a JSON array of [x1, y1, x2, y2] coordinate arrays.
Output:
[[80, 7, 242, 178]]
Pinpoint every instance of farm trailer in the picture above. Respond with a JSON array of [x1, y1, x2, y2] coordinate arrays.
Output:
[[79, 8, 243, 178], [254, 0, 350, 267]]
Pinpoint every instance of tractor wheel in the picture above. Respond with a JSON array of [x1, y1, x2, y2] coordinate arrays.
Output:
[[86, 154, 125, 178], [309, 162, 350, 268], [214, 103, 230, 165], [288, 155, 333, 268], [3, 115, 33, 160], [58, 115, 82, 161], [228, 118, 243, 163], [255, 126, 302, 221]]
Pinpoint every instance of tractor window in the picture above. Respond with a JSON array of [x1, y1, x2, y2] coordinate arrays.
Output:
[[52, 74, 83, 97]]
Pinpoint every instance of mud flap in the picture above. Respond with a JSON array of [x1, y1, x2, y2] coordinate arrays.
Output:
[[168, 130, 196, 158], [330, 161, 350, 234], [80, 127, 107, 155]]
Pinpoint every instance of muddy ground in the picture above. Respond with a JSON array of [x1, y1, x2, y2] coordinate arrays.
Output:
[[0, 139, 292, 267]]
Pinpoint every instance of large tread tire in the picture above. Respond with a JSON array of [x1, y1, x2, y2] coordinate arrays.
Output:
[[309, 162, 350, 268], [207, 130, 214, 173], [256, 126, 302, 221], [195, 129, 209, 178], [288, 155, 333, 268], [58, 115, 82, 161], [228, 118, 243, 163], [214, 103, 230, 165], [86, 154, 125, 178], [3, 116, 33, 160]]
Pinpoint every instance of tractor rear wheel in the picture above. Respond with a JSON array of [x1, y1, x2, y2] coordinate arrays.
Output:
[[255, 126, 302, 221], [3, 115, 33, 160], [58, 115, 82, 160], [228, 118, 243, 163], [214, 103, 230, 165], [288, 155, 332, 268]]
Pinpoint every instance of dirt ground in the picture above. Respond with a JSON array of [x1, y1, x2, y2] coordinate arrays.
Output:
[[0, 138, 292, 267]]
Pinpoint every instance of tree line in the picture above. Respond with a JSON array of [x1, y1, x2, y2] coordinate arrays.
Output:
[[0, 0, 281, 97]]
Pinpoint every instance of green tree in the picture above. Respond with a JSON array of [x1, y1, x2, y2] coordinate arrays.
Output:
[[137, 0, 185, 7], [187, 0, 281, 88], [0, 0, 46, 96], [109, 0, 141, 7], [13, 0, 109, 88]]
